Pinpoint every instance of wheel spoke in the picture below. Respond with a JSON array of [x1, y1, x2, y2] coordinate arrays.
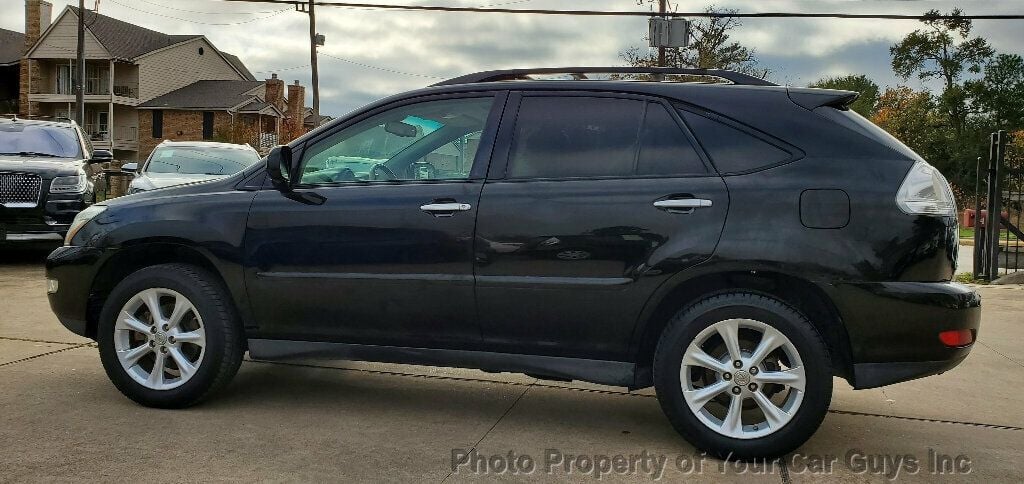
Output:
[[115, 311, 151, 334], [752, 389, 790, 428], [166, 294, 193, 330], [119, 344, 151, 368], [147, 351, 167, 387], [168, 347, 197, 379], [748, 325, 785, 367], [140, 289, 164, 324], [716, 319, 743, 363], [682, 345, 730, 373], [721, 393, 744, 437], [173, 329, 205, 347], [756, 367, 806, 391], [683, 379, 731, 410]]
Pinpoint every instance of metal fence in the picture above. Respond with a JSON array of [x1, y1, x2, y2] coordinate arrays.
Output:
[[974, 130, 1024, 280]]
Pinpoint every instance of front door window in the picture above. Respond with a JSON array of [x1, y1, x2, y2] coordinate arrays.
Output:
[[299, 97, 494, 184]]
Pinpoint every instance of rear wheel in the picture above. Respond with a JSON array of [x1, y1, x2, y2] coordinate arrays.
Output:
[[654, 292, 832, 459], [97, 263, 243, 408]]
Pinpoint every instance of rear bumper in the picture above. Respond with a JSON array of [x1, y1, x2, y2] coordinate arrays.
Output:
[[46, 245, 107, 339], [824, 281, 981, 389]]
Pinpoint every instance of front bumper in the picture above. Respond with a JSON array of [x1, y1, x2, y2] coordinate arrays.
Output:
[[46, 245, 107, 338], [825, 281, 981, 389], [2, 192, 91, 242]]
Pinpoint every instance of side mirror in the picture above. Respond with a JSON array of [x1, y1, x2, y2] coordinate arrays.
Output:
[[90, 149, 114, 163], [121, 162, 138, 173], [266, 145, 294, 190]]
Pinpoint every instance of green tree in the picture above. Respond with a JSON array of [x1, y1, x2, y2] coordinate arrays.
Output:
[[621, 7, 769, 78], [966, 54, 1024, 130], [890, 8, 993, 136], [809, 75, 880, 117]]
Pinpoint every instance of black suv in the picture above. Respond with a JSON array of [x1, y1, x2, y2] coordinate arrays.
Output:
[[46, 68, 980, 458], [1, 117, 111, 242]]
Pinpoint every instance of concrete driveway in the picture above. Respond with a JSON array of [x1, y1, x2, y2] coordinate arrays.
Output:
[[0, 246, 1021, 482]]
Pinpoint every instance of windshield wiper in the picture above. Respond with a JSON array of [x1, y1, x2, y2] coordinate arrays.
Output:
[[0, 151, 63, 158]]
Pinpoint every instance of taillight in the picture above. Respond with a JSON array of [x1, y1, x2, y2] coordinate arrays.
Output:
[[939, 329, 974, 347], [895, 162, 956, 217]]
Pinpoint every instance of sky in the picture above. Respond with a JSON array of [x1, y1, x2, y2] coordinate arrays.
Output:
[[2, 0, 1022, 117]]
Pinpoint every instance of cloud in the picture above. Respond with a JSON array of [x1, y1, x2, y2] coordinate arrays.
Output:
[[2, 0, 1022, 115]]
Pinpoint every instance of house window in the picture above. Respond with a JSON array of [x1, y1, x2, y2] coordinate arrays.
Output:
[[152, 110, 163, 138], [202, 112, 215, 139]]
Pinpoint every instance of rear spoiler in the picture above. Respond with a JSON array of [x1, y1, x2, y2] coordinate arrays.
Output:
[[787, 87, 859, 111]]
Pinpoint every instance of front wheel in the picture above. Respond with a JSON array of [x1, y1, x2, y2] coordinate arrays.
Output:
[[653, 293, 832, 459], [97, 263, 244, 408]]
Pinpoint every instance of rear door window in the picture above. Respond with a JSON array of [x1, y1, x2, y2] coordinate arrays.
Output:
[[507, 96, 643, 178], [678, 110, 792, 174], [506, 97, 708, 179], [637, 104, 707, 175]]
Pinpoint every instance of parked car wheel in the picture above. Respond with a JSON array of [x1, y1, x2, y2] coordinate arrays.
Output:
[[97, 263, 243, 408], [653, 292, 832, 459]]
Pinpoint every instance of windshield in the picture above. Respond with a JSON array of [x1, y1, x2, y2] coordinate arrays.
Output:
[[145, 146, 260, 175], [0, 123, 82, 158]]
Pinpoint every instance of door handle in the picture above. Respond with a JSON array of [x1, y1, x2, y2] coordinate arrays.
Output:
[[420, 202, 472, 217], [653, 198, 713, 213]]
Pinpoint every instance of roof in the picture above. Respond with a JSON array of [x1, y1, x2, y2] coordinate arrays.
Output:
[[221, 52, 256, 81], [139, 80, 264, 110], [69, 7, 201, 61], [156, 140, 257, 151], [0, 28, 25, 66], [302, 107, 332, 125]]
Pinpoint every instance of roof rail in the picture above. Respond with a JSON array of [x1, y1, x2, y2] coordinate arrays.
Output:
[[432, 67, 776, 87]]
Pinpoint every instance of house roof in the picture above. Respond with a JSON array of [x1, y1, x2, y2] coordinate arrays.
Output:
[[69, 7, 201, 61], [221, 52, 256, 81], [139, 80, 266, 110], [0, 28, 25, 66], [302, 107, 333, 125]]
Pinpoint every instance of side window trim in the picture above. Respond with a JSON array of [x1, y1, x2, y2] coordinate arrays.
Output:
[[672, 102, 804, 175], [290, 91, 508, 189]]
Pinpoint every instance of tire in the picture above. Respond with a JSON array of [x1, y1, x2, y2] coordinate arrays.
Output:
[[97, 263, 244, 408], [653, 292, 832, 460]]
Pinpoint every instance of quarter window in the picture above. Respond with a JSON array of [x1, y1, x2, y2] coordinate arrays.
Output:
[[678, 110, 791, 174], [299, 97, 494, 184]]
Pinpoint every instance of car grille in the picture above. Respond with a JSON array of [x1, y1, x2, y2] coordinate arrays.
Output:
[[0, 172, 43, 207]]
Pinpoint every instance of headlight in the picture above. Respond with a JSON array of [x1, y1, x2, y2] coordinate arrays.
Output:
[[64, 204, 107, 246], [51, 173, 88, 194], [895, 162, 956, 217]]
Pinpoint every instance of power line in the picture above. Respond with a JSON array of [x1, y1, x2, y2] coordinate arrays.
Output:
[[105, 0, 291, 25], [133, 0, 286, 15], [318, 52, 444, 79], [217, 0, 1024, 20]]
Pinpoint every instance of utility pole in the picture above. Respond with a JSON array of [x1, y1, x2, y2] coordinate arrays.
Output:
[[657, 0, 666, 67], [306, 0, 321, 128], [75, 0, 85, 125]]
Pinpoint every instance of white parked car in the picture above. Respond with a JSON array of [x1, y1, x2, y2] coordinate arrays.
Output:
[[124, 141, 260, 193]]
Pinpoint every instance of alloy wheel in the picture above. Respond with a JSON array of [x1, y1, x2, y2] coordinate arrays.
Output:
[[113, 288, 206, 390], [680, 318, 806, 439]]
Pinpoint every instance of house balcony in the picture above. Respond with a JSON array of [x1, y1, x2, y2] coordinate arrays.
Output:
[[29, 85, 140, 106], [28, 60, 140, 106], [85, 125, 139, 152]]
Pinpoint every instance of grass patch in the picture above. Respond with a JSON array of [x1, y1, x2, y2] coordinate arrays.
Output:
[[959, 227, 1018, 241], [955, 272, 989, 284]]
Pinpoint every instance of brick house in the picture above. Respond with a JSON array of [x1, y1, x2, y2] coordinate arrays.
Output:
[[137, 74, 306, 157], [16, 1, 308, 160], [0, 27, 26, 113]]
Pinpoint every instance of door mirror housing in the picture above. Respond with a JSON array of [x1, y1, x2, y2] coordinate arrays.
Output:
[[120, 162, 138, 173], [266, 145, 294, 190], [90, 149, 114, 163]]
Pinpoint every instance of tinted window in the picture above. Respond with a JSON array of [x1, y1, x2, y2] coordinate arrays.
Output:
[[145, 146, 260, 175], [300, 97, 493, 184], [638, 104, 706, 175], [0, 123, 83, 158], [679, 110, 791, 173], [508, 97, 644, 178]]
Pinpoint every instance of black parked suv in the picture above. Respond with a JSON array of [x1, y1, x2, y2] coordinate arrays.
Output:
[[46, 68, 980, 458], [1, 117, 110, 242]]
